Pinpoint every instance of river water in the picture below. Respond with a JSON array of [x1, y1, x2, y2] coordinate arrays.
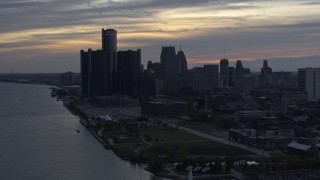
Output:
[[0, 82, 162, 180]]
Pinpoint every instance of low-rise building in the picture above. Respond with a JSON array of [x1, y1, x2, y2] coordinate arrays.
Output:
[[229, 129, 293, 151], [287, 142, 319, 159], [236, 111, 265, 124], [142, 99, 192, 117]]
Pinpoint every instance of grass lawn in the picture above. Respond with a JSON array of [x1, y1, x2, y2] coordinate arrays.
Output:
[[142, 141, 254, 156], [139, 129, 207, 142], [111, 143, 146, 155], [183, 122, 227, 132]]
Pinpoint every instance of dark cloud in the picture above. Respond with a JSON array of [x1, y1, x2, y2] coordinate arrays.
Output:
[[0, 1, 45, 9], [0, 0, 320, 72]]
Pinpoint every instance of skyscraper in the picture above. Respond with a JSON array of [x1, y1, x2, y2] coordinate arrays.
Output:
[[298, 68, 320, 101], [80, 28, 118, 97], [259, 59, 272, 87], [88, 49, 109, 97], [117, 49, 141, 97], [102, 29, 117, 93], [160, 46, 177, 83], [176, 47, 188, 77], [80, 50, 89, 96], [147, 61, 161, 79], [229, 67, 235, 87], [220, 59, 229, 87], [204, 65, 219, 89]]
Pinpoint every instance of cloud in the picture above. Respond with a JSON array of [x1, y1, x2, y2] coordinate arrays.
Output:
[[0, 0, 320, 72]]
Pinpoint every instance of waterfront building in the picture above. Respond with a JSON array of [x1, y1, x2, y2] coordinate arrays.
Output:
[[117, 49, 141, 97], [80, 28, 118, 97], [88, 49, 110, 97], [298, 68, 320, 101], [220, 59, 229, 87], [80, 50, 89, 96], [60, 72, 75, 86], [102, 29, 117, 93]]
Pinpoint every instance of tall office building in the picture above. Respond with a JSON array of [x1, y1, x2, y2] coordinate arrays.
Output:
[[80, 50, 89, 96], [88, 49, 110, 97], [176, 48, 188, 77], [259, 60, 272, 87], [235, 60, 250, 76], [102, 29, 117, 93], [80, 28, 118, 97], [147, 61, 161, 79], [160, 46, 177, 83], [117, 49, 141, 97], [298, 68, 306, 91], [204, 65, 219, 90], [220, 59, 229, 87], [235, 60, 243, 76], [229, 67, 235, 87], [298, 68, 320, 101]]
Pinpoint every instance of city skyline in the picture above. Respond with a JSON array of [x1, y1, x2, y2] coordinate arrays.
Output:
[[0, 0, 320, 72]]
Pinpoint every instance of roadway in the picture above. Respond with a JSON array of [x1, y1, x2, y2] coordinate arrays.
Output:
[[175, 125, 271, 157]]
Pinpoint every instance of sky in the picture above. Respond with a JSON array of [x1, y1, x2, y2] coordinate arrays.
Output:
[[0, 0, 320, 73]]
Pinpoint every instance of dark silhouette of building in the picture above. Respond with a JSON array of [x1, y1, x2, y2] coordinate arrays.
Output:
[[220, 59, 229, 87], [88, 49, 110, 97], [102, 29, 117, 93], [117, 49, 141, 97], [235, 60, 251, 77], [298, 68, 306, 91], [229, 67, 235, 87], [259, 60, 272, 87], [80, 28, 118, 97], [176, 47, 188, 77], [80, 50, 89, 96], [147, 61, 161, 79], [139, 70, 157, 100], [161, 46, 177, 83], [61, 71, 74, 86], [204, 65, 219, 90]]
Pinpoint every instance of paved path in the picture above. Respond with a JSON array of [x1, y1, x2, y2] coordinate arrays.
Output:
[[134, 136, 153, 153], [177, 125, 271, 157], [231, 169, 244, 180]]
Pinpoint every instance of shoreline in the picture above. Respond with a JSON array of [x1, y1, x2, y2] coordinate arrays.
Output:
[[63, 101, 172, 179], [63, 102, 242, 180]]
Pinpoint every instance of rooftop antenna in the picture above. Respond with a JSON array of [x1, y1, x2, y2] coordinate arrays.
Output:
[[224, 48, 226, 59], [180, 45, 181, 51]]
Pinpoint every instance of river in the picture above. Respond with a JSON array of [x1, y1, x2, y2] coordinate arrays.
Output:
[[0, 82, 163, 180]]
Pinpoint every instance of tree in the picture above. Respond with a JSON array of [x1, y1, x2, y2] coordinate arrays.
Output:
[[148, 158, 163, 173], [191, 111, 208, 122]]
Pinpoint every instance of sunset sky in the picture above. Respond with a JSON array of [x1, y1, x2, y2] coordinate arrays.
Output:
[[0, 0, 320, 72]]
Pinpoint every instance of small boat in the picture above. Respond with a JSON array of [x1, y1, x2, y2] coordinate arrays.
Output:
[[76, 129, 80, 133]]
